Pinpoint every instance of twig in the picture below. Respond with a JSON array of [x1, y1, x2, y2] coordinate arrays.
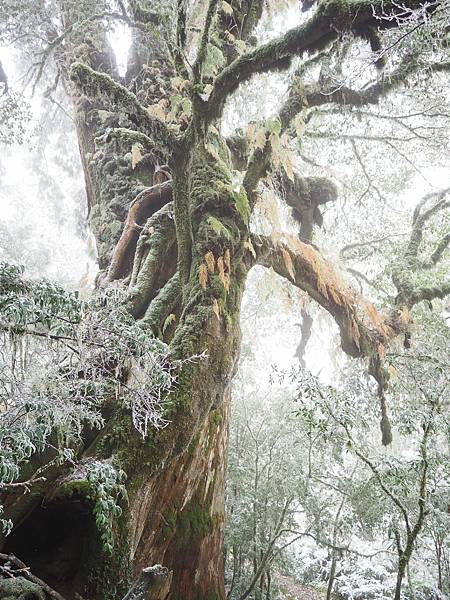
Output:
[[0, 553, 70, 600]]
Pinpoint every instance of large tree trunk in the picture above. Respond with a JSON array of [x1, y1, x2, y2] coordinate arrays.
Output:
[[130, 397, 230, 600], [0, 2, 249, 599]]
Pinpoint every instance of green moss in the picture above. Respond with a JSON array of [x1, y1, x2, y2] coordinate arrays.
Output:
[[207, 216, 232, 240], [81, 510, 132, 600], [0, 577, 46, 599], [233, 186, 250, 225], [161, 509, 177, 539], [176, 491, 214, 546], [210, 411, 223, 426], [317, 0, 373, 26], [54, 479, 92, 500]]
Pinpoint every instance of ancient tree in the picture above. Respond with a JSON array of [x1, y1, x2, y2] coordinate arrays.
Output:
[[0, 0, 449, 599]]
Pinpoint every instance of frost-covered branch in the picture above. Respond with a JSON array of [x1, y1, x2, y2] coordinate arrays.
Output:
[[206, 0, 437, 122]]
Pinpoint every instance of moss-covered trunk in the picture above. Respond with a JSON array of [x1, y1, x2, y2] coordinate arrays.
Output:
[[130, 398, 230, 600], [2, 300, 242, 600], [0, 2, 257, 598]]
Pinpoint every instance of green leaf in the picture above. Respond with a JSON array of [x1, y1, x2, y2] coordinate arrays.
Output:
[[162, 313, 176, 333], [207, 216, 232, 240]]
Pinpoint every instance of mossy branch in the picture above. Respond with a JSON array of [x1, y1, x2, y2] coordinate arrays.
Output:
[[70, 62, 175, 151], [304, 53, 418, 108], [174, 0, 189, 77], [205, 0, 432, 122], [406, 188, 450, 265], [251, 233, 407, 359], [394, 188, 450, 307], [192, 0, 221, 85]]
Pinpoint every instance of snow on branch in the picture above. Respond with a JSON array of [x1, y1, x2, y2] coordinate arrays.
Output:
[[205, 0, 437, 122]]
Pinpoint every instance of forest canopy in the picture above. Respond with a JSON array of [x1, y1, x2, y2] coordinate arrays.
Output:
[[0, 1, 449, 600]]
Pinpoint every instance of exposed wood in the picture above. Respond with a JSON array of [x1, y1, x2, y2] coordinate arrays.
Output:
[[108, 180, 173, 281]]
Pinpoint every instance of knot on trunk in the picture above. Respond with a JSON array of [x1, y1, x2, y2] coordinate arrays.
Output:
[[122, 565, 173, 600]]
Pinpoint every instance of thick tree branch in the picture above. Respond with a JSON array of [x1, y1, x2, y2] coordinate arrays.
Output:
[[206, 0, 435, 122], [394, 188, 450, 306], [251, 233, 406, 358], [305, 51, 418, 108], [174, 0, 189, 76], [69, 62, 175, 154], [108, 181, 173, 282], [405, 188, 450, 266], [421, 231, 450, 268]]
